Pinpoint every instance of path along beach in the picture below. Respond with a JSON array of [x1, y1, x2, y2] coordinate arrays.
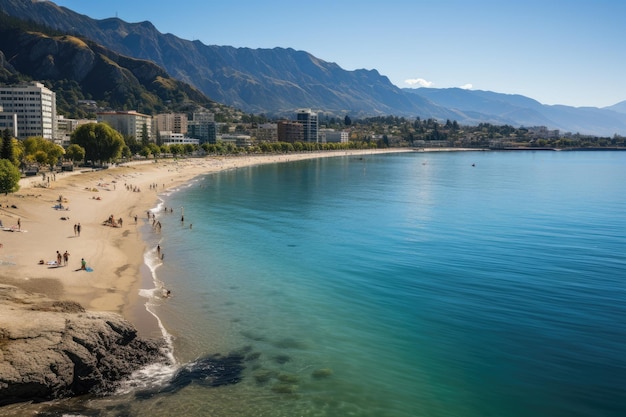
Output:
[[0, 149, 413, 337]]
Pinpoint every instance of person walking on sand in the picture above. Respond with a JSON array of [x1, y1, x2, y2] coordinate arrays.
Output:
[[80, 258, 86, 270], [73, 223, 77, 236], [56, 251, 62, 266], [77, 223, 81, 236], [17, 218, 20, 230], [63, 251, 69, 266]]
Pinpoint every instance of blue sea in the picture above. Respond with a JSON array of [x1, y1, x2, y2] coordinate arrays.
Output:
[[16, 150, 626, 416]]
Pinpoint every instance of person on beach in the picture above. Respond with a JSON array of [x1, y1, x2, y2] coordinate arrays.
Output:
[[74, 223, 77, 236], [157, 244, 161, 257], [17, 218, 20, 230], [56, 251, 62, 265], [63, 251, 69, 266], [77, 223, 81, 236], [80, 258, 86, 270]]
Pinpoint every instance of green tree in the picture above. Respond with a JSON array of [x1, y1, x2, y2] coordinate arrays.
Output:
[[1, 129, 15, 166], [0, 159, 21, 195], [184, 143, 195, 155], [141, 123, 150, 147], [65, 144, 86, 162], [71, 123, 125, 164], [148, 143, 161, 158], [22, 137, 64, 170]]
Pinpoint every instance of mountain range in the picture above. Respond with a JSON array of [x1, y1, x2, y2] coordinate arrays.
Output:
[[1, 0, 625, 136]]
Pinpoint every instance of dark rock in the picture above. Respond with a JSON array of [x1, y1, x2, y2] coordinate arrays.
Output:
[[0, 284, 167, 407], [135, 352, 244, 399]]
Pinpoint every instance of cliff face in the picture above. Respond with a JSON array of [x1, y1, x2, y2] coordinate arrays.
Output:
[[0, 284, 167, 406]]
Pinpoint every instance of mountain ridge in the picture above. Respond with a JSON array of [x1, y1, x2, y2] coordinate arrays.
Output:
[[0, 14, 217, 118], [1, 0, 625, 135]]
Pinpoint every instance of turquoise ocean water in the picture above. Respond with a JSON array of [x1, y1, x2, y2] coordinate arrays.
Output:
[[12, 150, 626, 416]]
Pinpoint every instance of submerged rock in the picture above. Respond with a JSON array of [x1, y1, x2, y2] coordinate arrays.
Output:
[[135, 352, 244, 399], [271, 383, 298, 394], [312, 368, 334, 379], [253, 369, 277, 384], [0, 284, 167, 406]]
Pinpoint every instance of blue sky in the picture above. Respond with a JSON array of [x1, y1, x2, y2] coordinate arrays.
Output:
[[50, 0, 625, 108]]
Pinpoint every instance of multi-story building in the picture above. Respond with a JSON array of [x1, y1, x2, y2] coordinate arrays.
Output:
[[0, 81, 56, 140], [296, 109, 319, 143], [155, 113, 188, 135], [319, 128, 349, 143], [187, 112, 216, 144], [219, 134, 252, 148], [160, 131, 199, 146], [56, 116, 94, 147], [255, 123, 278, 142], [97, 111, 152, 141], [277, 120, 304, 143]]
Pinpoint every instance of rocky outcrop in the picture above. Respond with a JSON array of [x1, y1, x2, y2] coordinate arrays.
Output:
[[0, 284, 167, 406]]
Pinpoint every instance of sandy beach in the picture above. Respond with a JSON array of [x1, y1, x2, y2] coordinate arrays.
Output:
[[0, 149, 413, 336]]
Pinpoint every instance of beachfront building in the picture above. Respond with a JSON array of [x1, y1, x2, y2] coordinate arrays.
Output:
[[255, 123, 278, 142], [277, 120, 304, 143], [219, 134, 252, 148], [187, 112, 217, 144], [160, 131, 200, 146], [296, 109, 319, 143], [56, 115, 79, 147], [97, 110, 153, 142], [55, 116, 98, 147], [319, 128, 349, 144], [155, 113, 188, 135], [0, 81, 57, 140]]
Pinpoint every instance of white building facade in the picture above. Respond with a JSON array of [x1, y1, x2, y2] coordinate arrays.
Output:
[[160, 131, 199, 146], [319, 128, 349, 143], [0, 81, 56, 140]]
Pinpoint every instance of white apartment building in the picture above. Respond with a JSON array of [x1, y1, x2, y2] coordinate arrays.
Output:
[[319, 128, 349, 143], [97, 111, 152, 141], [160, 131, 199, 146], [0, 81, 57, 140]]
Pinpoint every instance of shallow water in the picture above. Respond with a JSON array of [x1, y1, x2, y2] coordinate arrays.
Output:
[[9, 150, 626, 417]]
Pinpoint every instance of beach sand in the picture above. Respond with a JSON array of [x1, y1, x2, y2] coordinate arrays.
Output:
[[0, 149, 412, 337]]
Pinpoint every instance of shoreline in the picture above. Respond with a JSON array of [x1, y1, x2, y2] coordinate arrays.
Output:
[[0, 148, 414, 339]]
